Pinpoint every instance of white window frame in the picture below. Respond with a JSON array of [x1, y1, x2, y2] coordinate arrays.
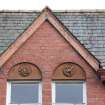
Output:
[[6, 81, 42, 105], [52, 81, 87, 105]]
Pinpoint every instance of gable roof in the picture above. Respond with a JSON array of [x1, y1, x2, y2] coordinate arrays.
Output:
[[0, 11, 105, 68], [0, 7, 99, 71], [0, 10, 105, 68]]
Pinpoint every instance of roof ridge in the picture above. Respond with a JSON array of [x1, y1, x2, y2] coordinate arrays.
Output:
[[0, 9, 105, 13], [54, 9, 105, 13], [0, 10, 40, 13]]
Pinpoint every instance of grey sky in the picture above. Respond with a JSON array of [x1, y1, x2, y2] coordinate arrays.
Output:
[[0, 0, 105, 10]]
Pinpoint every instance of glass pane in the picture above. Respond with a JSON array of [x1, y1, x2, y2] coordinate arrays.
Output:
[[11, 82, 39, 104], [55, 82, 83, 104]]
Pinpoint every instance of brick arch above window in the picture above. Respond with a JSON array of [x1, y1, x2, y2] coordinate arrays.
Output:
[[7, 62, 42, 80], [52, 62, 86, 80]]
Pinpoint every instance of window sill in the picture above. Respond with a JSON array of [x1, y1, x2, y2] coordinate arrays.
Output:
[[8, 103, 41, 105], [52, 103, 86, 105]]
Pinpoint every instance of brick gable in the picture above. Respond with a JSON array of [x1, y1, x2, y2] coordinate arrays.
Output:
[[0, 20, 105, 105], [0, 7, 99, 71]]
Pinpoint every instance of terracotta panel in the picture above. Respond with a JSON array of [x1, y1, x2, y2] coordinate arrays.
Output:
[[53, 62, 86, 80], [7, 62, 42, 80]]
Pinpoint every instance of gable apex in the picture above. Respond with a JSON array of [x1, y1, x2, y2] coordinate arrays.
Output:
[[0, 7, 100, 71]]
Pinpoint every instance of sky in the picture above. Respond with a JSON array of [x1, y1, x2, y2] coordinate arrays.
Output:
[[0, 0, 105, 10]]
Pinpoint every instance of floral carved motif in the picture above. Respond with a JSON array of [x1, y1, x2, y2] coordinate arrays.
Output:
[[18, 67, 32, 77], [63, 65, 74, 77]]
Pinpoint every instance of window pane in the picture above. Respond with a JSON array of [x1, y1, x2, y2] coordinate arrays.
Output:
[[55, 82, 83, 103], [11, 82, 39, 104]]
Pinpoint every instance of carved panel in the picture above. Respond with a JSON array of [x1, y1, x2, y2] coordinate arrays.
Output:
[[18, 67, 32, 77], [52, 62, 86, 80], [7, 62, 42, 80]]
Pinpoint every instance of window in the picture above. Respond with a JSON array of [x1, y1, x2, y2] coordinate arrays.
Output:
[[6, 81, 42, 105], [52, 81, 87, 105]]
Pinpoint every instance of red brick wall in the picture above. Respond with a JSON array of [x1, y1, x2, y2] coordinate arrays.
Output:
[[0, 21, 105, 105]]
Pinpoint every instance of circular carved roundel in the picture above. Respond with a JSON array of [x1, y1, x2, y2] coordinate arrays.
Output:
[[18, 67, 32, 77], [63, 65, 74, 77]]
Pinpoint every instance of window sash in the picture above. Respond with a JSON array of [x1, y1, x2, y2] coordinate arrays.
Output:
[[6, 81, 42, 105], [52, 81, 87, 105]]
